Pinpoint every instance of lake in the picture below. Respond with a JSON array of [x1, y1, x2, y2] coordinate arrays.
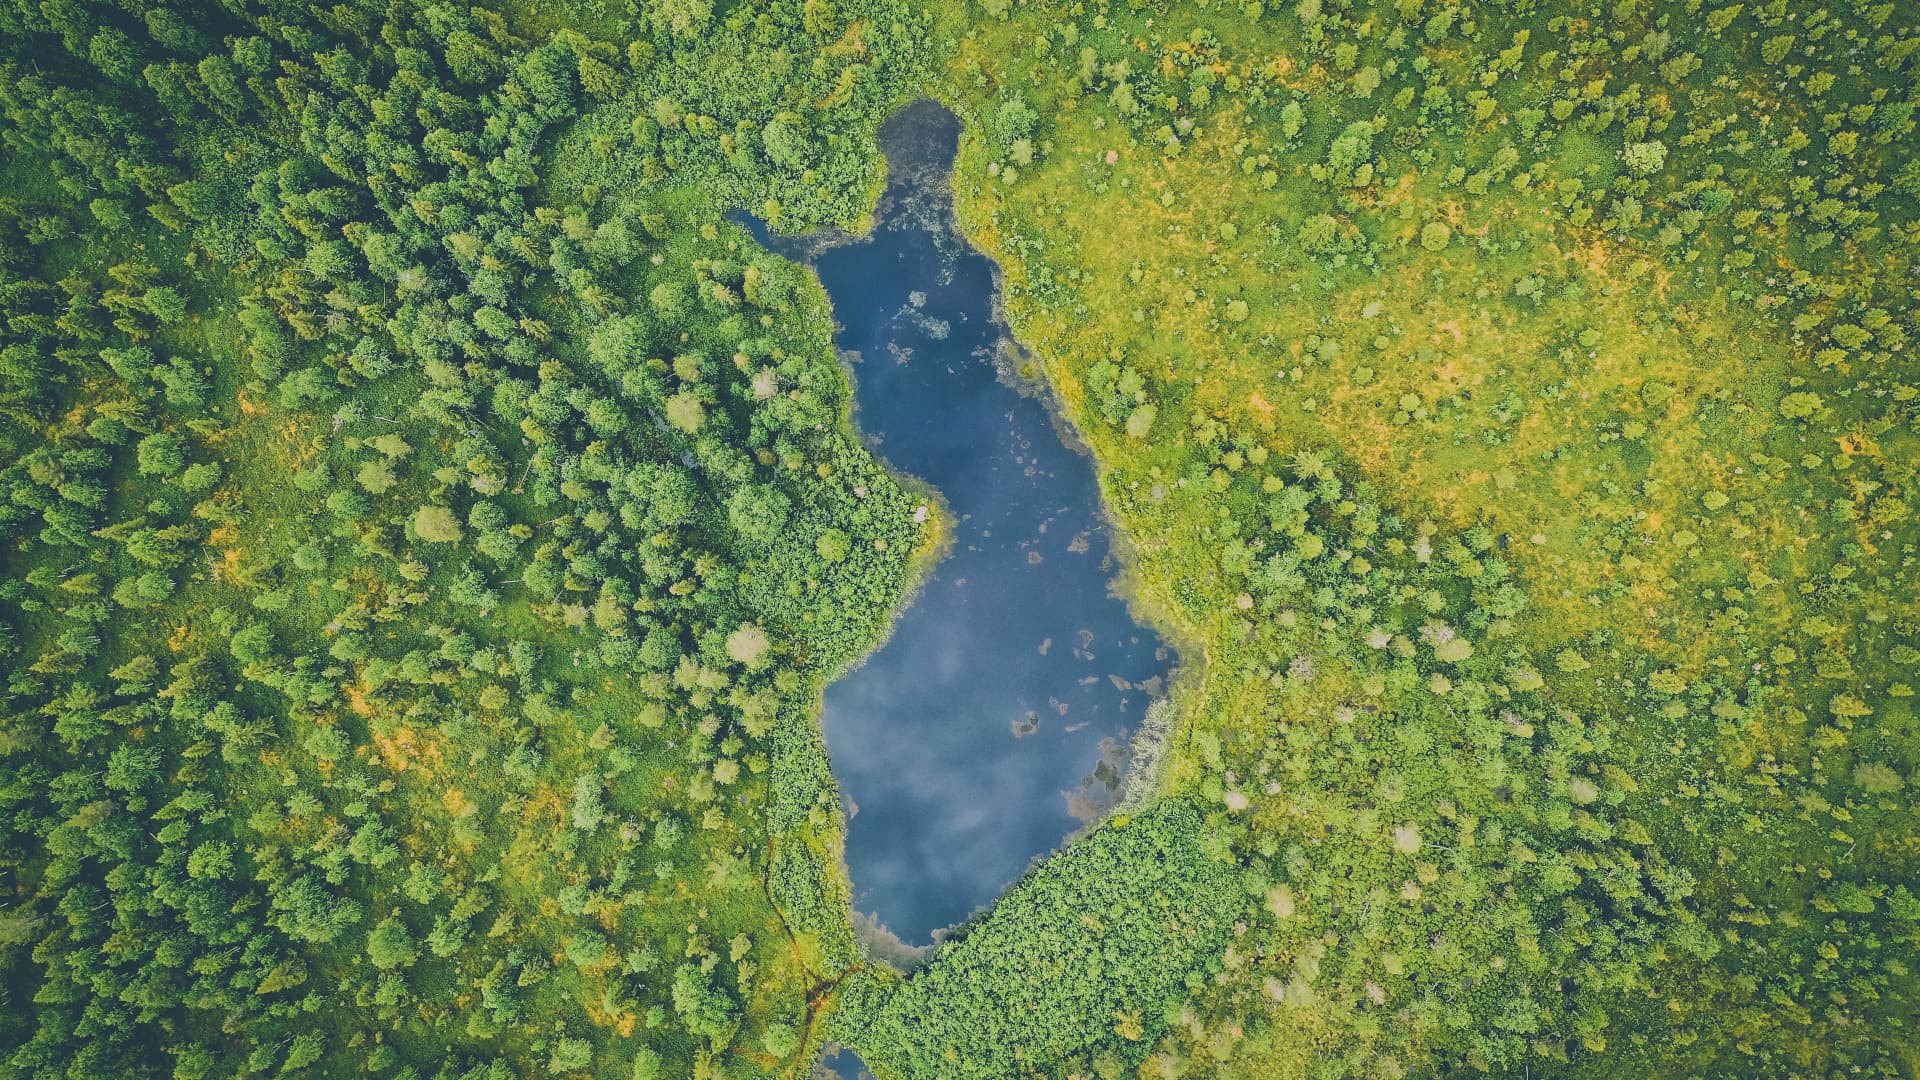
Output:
[[742, 100, 1172, 947]]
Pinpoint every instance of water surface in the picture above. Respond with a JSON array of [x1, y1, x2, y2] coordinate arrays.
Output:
[[745, 101, 1171, 945]]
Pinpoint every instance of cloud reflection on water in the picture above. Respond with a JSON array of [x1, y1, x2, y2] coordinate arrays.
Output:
[[793, 102, 1174, 944]]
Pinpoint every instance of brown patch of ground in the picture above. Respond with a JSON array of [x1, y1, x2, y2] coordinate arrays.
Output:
[[1247, 391, 1275, 425]]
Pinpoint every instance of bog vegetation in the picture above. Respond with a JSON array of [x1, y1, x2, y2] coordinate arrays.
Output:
[[0, 0, 931, 1075], [0, 0, 1914, 1078]]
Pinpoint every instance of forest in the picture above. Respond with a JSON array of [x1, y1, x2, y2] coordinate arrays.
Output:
[[0, 0, 1913, 1077]]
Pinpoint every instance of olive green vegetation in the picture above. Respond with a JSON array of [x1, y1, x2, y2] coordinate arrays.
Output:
[[0, 1, 1915, 1080], [833, 800, 1246, 1080], [0, 0, 934, 1076], [826, 0, 1919, 1077]]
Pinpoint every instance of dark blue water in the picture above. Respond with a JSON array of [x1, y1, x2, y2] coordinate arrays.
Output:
[[819, 1046, 871, 1079], [741, 101, 1171, 946]]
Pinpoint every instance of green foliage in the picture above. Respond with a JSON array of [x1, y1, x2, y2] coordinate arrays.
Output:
[[671, 962, 739, 1043], [134, 432, 186, 476], [907, 0, 1920, 1073], [833, 801, 1243, 1078], [367, 914, 419, 970], [0, 0, 928, 1074], [412, 505, 464, 543], [2, 0, 1915, 1075]]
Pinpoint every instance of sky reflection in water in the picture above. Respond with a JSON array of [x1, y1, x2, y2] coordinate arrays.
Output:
[[745, 102, 1171, 945]]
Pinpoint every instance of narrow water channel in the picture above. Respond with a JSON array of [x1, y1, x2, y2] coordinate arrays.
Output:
[[743, 101, 1172, 947]]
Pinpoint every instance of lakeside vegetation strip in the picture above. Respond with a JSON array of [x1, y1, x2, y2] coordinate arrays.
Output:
[[767, 101, 1182, 946], [0, 0, 1913, 1077], [830, 799, 1244, 1079]]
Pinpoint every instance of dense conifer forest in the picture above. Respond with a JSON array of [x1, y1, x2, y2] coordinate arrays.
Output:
[[0, 0, 1913, 1077]]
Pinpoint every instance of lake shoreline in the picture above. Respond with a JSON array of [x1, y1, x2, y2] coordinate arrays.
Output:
[[749, 98, 1179, 949]]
